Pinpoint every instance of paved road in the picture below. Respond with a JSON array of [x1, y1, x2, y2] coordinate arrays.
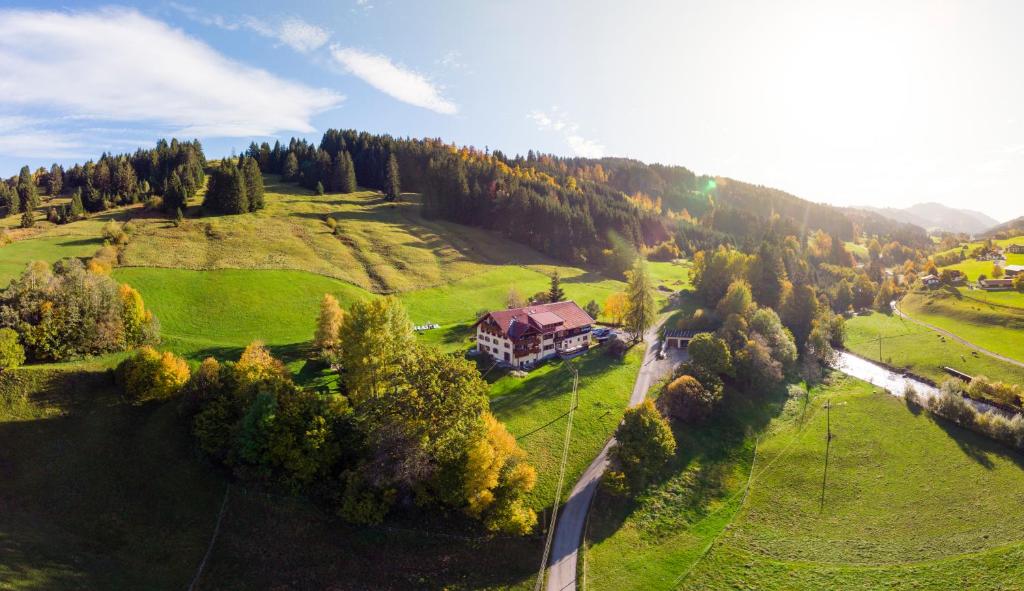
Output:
[[545, 319, 685, 591], [837, 350, 1008, 416], [890, 300, 1024, 369]]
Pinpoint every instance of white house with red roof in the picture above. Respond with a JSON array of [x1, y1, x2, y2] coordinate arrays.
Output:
[[474, 301, 594, 368]]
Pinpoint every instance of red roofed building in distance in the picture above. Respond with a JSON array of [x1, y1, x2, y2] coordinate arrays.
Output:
[[474, 301, 594, 368]]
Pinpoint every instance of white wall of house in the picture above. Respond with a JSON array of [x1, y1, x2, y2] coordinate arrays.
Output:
[[476, 325, 514, 362]]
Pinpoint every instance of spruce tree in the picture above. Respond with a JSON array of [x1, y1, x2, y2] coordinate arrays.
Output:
[[163, 171, 187, 213], [329, 152, 345, 192], [69, 189, 85, 219], [282, 152, 299, 181], [548, 272, 565, 303], [16, 165, 38, 211], [624, 257, 656, 341], [341, 150, 357, 193], [241, 157, 265, 211], [385, 153, 401, 201]]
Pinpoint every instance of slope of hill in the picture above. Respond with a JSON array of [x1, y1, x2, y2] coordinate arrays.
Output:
[[982, 215, 1024, 238], [860, 202, 999, 235]]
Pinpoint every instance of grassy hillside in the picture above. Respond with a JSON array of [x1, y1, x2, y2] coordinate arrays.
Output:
[[0, 178, 679, 589], [845, 311, 1024, 385], [679, 376, 1024, 590], [0, 367, 542, 590], [900, 290, 1024, 364], [583, 384, 770, 590], [490, 347, 645, 507]]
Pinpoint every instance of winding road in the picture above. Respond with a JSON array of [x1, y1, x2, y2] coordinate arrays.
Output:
[[545, 319, 685, 591]]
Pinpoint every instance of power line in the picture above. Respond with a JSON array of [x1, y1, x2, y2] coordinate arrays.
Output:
[[534, 361, 580, 591]]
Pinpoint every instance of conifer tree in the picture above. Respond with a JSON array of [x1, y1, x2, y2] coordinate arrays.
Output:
[[548, 272, 565, 303], [68, 189, 85, 219], [385, 153, 401, 201], [16, 165, 38, 211], [241, 157, 265, 211], [624, 257, 656, 341], [283, 152, 299, 181], [341, 150, 357, 193]]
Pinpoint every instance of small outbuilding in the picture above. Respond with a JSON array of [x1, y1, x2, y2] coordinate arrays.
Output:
[[664, 329, 699, 349]]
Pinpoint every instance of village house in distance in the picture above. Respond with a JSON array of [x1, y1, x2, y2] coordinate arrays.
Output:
[[474, 301, 594, 368]]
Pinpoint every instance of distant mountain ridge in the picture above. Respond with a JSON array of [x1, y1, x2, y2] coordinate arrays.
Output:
[[982, 215, 1024, 238], [859, 202, 999, 235]]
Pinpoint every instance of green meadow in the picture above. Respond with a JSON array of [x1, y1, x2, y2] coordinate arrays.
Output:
[[845, 310, 1024, 386], [900, 289, 1024, 364], [677, 376, 1024, 590], [0, 179, 675, 589]]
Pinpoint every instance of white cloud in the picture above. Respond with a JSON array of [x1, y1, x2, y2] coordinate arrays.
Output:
[[277, 17, 331, 53], [171, 4, 331, 53], [240, 15, 330, 53], [331, 47, 457, 114], [0, 8, 342, 144], [528, 109, 605, 157]]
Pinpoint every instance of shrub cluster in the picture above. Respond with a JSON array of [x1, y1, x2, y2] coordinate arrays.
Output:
[[914, 380, 1024, 450], [189, 298, 538, 535], [116, 346, 190, 401], [0, 259, 159, 362]]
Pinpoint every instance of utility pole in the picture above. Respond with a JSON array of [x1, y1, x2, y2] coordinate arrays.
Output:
[[878, 334, 882, 362]]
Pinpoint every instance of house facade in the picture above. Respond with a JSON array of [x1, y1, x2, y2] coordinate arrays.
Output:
[[1007, 244, 1024, 254], [1005, 265, 1024, 278], [474, 301, 594, 368]]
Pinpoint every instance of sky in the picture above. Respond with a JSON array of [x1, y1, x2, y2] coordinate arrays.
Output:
[[0, 0, 1022, 221]]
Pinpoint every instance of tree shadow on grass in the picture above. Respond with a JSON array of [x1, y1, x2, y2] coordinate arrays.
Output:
[[924, 413, 1024, 471], [585, 381, 790, 547]]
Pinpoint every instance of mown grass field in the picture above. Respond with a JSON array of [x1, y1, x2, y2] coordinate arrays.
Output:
[[900, 289, 1024, 364], [845, 311, 1024, 386], [490, 347, 645, 508], [676, 375, 1024, 590]]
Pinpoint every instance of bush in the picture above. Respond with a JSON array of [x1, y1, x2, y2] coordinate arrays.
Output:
[[325, 216, 337, 230], [116, 346, 190, 401], [604, 337, 628, 359], [927, 389, 976, 427], [0, 328, 25, 370], [658, 374, 718, 423], [612, 400, 676, 490], [102, 220, 129, 246], [967, 375, 1022, 408], [0, 259, 160, 362]]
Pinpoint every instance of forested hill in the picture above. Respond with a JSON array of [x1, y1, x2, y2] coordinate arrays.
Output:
[[0, 129, 929, 267], [244, 130, 931, 265]]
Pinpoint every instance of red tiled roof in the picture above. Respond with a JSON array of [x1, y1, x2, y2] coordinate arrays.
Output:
[[476, 301, 594, 339]]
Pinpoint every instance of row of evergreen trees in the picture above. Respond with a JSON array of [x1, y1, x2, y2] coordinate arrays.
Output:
[[0, 139, 206, 217], [203, 156, 265, 214]]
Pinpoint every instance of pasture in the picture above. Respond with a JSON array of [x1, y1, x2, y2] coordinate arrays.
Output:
[[677, 376, 1024, 590], [845, 311, 1024, 390], [900, 290, 1024, 364]]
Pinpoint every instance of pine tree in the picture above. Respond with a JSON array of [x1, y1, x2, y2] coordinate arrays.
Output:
[[20, 210, 34, 229], [241, 157, 265, 211], [341, 150, 357, 193], [548, 272, 565, 303], [163, 171, 187, 213], [16, 165, 39, 211], [385, 153, 401, 201], [48, 164, 63, 196], [282, 152, 299, 181], [624, 257, 656, 341], [69, 189, 85, 219]]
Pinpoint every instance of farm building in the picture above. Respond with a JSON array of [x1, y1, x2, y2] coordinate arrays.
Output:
[[978, 278, 1014, 290], [474, 301, 593, 368], [921, 274, 940, 288], [1008, 244, 1024, 254], [664, 329, 699, 348], [1004, 265, 1024, 278]]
